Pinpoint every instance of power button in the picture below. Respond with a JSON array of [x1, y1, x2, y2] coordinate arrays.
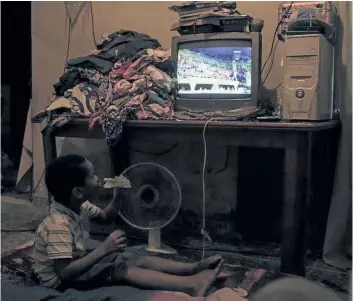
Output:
[[296, 89, 305, 99]]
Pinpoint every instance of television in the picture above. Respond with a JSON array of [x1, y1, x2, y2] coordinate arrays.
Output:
[[171, 32, 262, 111]]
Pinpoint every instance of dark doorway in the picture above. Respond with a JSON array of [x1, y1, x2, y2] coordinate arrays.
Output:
[[1, 2, 32, 169]]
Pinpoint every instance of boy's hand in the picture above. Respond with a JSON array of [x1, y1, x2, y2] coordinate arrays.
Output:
[[101, 230, 127, 255]]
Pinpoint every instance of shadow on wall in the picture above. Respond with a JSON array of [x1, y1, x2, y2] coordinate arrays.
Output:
[[323, 4, 353, 266], [261, 86, 279, 111]]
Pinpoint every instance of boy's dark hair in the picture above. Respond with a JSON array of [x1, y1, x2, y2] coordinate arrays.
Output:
[[45, 154, 88, 205]]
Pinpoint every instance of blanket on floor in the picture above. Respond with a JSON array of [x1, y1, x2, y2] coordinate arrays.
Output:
[[2, 277, 251, 301], [2, 277, 159, 301], [1, 243, 271, 301]]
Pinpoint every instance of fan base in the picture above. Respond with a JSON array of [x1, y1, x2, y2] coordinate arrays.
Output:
[[145, 243, 177, 255]]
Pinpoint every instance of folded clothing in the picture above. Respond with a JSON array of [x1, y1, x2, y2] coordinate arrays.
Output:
[[53, 69, 81, 96], [96, 29, 161, 62], [169, 1, 237, 16], [67, 57, 113, 74], [169, 1, 243, 31]]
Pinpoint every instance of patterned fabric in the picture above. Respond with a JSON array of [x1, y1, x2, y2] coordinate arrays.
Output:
[[77, 68, 110, 101], [143, 65, 172, 93], [103, 106, 137, 147], [70, 84, 101, 116], [146, 48, 171, 63], [33, 45, 177, 146], [33, 200, 101, 288], [174, 105, 264, 121]]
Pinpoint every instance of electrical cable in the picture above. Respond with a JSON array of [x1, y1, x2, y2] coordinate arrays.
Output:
[[262, 39, 279, 86], [200, 118, 216, 260], [31, 169, 45, 201], [261, 1, 294, 76], [89, 1, 98, 48], [199, 107, 261, 260], [63, 2, 72, 75]]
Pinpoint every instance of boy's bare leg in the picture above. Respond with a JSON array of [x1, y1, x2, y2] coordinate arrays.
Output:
[[114, 260, 223, 297], [122, 252, 222, 275]]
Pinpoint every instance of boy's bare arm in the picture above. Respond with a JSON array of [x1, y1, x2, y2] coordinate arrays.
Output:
[[55, 245, 107, 282], [55, 230, 126, 282], [92, 188, 121, 224]]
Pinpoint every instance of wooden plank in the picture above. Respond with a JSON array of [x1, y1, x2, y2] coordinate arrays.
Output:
[[47, 119, 341, 139], [281, 132, 310, 276], [124, 119, 340, 132], [123, 127, 285, 148]]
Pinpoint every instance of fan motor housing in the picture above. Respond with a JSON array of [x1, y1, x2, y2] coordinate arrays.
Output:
[[138, 184, 160, 208]]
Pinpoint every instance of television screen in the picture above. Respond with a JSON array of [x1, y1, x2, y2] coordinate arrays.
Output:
[[177, 45, 252, 97]]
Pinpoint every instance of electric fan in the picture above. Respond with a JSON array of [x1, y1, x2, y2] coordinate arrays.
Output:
[[118, 162, 182, 254]]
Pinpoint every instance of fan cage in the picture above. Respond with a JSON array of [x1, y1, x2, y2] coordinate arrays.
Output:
[[118, 162, 182, 231]]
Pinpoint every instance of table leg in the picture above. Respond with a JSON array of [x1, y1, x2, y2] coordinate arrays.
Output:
[[281, 132, 311, 276], [42, 129, 57, 202], [109, 135, 130, 176], [43, 130, 57, 164]]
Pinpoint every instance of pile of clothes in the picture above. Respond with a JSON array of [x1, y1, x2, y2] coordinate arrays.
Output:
[[36, 30, 176, 146], [169, 1, 240, 31]]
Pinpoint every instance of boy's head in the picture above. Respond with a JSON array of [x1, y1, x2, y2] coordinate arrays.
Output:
[[45, 154, 99, 209]]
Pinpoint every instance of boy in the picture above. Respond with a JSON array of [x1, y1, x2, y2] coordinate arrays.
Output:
[[34, 154, 223, 296]]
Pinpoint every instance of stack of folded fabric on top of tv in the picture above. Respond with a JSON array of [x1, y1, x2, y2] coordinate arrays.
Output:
[[169, 1, 253, 34], [170, 1, 239, 21]]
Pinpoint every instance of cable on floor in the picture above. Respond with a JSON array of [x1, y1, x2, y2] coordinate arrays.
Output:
[[201, 117, 217, 260], [199, 109, 260, 260]]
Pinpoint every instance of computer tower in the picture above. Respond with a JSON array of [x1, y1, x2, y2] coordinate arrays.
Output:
[[282, 34, 334, 121]]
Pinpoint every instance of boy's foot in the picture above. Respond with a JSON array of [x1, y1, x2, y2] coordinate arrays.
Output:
[[194, 255, 223, 273], [190, 259, 224, 297]]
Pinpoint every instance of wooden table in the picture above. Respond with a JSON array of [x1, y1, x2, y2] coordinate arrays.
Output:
[[40, 118, 341, 276]]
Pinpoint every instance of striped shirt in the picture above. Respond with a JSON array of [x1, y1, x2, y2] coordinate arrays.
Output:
[[34, 200, 101, 288]]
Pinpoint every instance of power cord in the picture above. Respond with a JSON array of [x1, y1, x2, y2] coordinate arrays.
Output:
[[259, 2, 293, 100], [201, 118, 216, 260], [261, 1, 294, 77], [199, 107, 264, 260], [63, 1, 72, 75], [89, 1, 98, 48], [262, 39, 279, 86]]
